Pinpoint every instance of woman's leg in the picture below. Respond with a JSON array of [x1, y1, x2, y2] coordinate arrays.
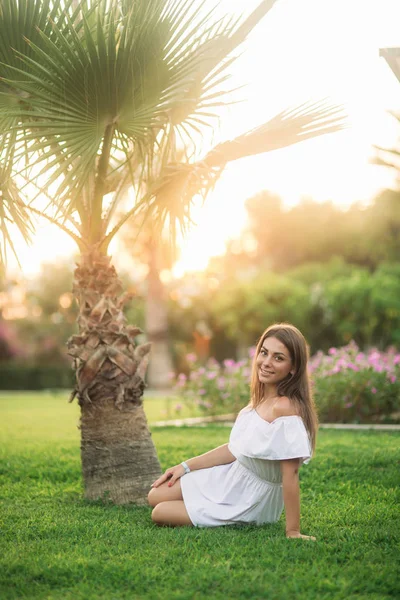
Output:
[[151, 500, 193, 526], [147, 480, 183, 507], [148, 480, 194, 526]]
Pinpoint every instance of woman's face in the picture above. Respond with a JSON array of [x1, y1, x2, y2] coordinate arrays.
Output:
[[256, 336, 294, 386]]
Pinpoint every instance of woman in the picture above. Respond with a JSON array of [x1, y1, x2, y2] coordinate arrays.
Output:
[[148, 323, 318, 540]]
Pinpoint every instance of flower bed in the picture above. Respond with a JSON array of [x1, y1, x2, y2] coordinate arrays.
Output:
[[172, 343, 400, 424], [172, 352, 252, 417], [310, 341, 400, 423]]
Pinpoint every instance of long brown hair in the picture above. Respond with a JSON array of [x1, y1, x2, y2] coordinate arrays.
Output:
[[250, 323, 318, 453]]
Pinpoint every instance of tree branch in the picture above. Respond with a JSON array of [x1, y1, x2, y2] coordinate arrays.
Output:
[[21, 202, 87, 251], [91, 123, 115, 244]]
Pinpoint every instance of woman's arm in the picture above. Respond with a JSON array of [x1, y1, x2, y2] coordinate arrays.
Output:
[[151, 443, 235, 488], [186, 443, 235, 472], [281, 458, 316, 541], [281, 458, 301, 534]]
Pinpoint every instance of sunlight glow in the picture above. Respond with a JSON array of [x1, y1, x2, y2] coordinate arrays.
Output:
[[6, 0, 400, 279]]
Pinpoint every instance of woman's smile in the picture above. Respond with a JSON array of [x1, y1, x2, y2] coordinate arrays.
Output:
[[256, 336, 293, 385]]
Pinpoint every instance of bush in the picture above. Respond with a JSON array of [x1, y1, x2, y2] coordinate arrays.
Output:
[[173, 344, 400, 424], [310, 342, 400, 423], [210, 273, 311, 348], [174, 261, 400, 360], [0, 363, 74, 390], [173, 352, 253, 416]]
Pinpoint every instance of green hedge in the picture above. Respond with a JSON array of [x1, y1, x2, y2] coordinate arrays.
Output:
[[0, 363, 75, 390], [206, 261, 400, 354]]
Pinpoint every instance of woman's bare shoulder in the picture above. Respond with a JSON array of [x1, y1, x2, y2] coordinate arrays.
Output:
[[272, 396, 300, 419], [238, 404, 252, 416]]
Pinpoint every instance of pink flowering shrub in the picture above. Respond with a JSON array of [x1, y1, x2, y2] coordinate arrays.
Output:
[[173, 342, 400, 423], [310, 341, 400, 423], [173, 351, 254, 416], [0, 321, 26, 360]]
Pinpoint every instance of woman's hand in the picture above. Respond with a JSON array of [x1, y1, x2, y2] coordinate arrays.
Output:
[[151, 464, 186, 488], [286, 530, 316, 541]]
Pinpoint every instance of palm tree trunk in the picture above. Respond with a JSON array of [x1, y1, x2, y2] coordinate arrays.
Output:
[[67, 249, 162, 504]]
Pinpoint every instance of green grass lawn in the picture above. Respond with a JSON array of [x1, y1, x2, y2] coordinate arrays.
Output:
[[1, 393, 399, 600], [0, 390, 198, 435]]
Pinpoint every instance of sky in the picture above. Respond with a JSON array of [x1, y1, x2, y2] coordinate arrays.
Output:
[[6, 0, 400, 279]]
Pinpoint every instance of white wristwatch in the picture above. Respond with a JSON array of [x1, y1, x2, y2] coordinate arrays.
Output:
[[181, 461, 191, 474]]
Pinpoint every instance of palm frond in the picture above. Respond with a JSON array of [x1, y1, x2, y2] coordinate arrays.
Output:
[[0, 0, 346, 264], [0, 134, 34, 267], [204, 100, 347, 166], [371, 111, 400, 172], [1, 1, 275, 192], [371, 146, 400, 171], [107, 99, 346, 242]]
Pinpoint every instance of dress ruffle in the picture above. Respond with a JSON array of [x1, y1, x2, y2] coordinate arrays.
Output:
[[228, 407, 312, 464]]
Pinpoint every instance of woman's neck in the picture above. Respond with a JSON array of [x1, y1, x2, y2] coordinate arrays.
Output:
[[262, 385, 278, 401]]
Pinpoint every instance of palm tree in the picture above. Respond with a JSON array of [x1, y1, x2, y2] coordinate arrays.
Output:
[[374, 48, 400, 183], [124, 228, 175, 390], [372, 111, 400, 185], [0, 0, 345, 504], [380, 47, 400, 84]]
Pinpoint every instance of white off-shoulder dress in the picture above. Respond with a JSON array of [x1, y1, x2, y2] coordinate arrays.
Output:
[[180, 406, 312, 527]]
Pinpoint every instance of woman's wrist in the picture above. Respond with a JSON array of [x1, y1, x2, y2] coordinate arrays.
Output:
[[180, 461, 191, 475]]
